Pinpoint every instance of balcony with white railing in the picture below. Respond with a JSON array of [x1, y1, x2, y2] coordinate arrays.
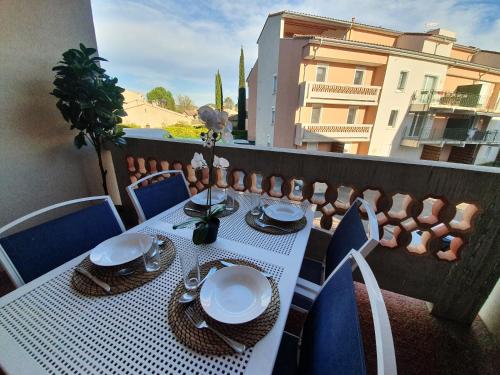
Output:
[[299, 81, 381, 106], [294, 123, 373, 145]]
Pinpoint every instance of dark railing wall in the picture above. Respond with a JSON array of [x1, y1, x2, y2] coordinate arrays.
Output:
[[109, 136, 500, 325]]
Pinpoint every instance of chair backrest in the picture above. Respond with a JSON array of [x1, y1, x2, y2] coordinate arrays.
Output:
[[325, 197, 379, 278], [299, 249, 397, 375], [126, 170, 191, 223], [0, 196, 125, 287]]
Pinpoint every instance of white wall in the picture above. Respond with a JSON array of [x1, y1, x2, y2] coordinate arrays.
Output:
[[369, 55, 448, 159], [255, 15, 283, 146], [0, 0, 101, 226]]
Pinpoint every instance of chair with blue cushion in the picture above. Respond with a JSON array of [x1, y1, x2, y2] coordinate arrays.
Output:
[[294, 197, 379, 309], [273, 249, 396, 375], [126, 170, 191, 223], [0, 196, 125, 288]]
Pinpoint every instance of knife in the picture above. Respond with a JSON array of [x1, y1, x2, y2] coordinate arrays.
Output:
[[76, 267, 111, 294], [219, 260, 273, 278]]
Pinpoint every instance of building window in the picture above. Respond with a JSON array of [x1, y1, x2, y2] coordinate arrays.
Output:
[[316, 65, 328, 82], [409, 113, 426, 137], [347, 107, 357, 124], [388, 110, 398, 127], [397, 71, 408, 91], [271, 107, 275, 125], [272, 74, 277, 93], [306, 142, 318, 151], [311, 106, 322, 123], [353, 68, 365, 85]]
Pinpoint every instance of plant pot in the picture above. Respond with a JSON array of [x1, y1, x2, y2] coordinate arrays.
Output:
[[193, 217, 220, 245]]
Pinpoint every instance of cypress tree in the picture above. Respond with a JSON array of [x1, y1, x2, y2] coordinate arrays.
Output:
[[237, 47, 246, 130], [215, 70, 223, 111]]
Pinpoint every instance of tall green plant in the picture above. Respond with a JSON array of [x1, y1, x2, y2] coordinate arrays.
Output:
[[51, 43, 126, 195], [215, 70, 223, 111], [237, 47, 246, 130]]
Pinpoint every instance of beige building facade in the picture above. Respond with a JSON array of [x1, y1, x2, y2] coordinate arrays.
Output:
[[122, 90, 194, 128], [0, 0, 106, 227], [247, 11, 500, 165]]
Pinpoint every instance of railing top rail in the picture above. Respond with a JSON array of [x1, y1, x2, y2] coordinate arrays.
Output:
[[120, 135, 500, 174], [306, 81, 382, 90]]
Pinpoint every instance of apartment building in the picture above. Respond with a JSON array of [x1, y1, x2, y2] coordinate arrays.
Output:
[[246, 11, 500, 165]]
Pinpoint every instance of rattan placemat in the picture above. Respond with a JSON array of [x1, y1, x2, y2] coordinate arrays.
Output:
[[168, 258, 280, 355], [245, 211, 307, 235], [183, 197, 239, 218], [71, 235, 176, 296]]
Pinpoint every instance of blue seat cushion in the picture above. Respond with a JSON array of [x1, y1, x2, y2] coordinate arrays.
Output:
[[272, 332, 299, 375], [325, 205, 368, 278], [299, 261, 366, 375], [299, 257, 323, 285], [0, 202, 123, 283], [134, 174, 189, 220]]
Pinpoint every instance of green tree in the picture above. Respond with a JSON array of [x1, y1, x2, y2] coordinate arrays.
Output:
[[215, 70, 223, 111], [237, 47, 246, 130], [51, 43, 126, 195], [147, 86, 176, 111], [176, 94, 195, 113], [223, 97, 235, 110]]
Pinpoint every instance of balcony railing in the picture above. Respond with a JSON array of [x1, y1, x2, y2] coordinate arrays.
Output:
[[410, 90, 499, 113], [402, 124, 500, 145], [295, 123, 373, 145], [299, 81, 381, 106], [108, 135, 500, 326]]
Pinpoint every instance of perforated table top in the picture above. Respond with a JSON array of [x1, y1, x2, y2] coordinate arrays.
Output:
[[0, 197, 315, 375], [160, 194, 310, 256]]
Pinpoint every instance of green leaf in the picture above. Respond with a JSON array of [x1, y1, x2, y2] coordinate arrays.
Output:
[[173, 218, 203, 229]]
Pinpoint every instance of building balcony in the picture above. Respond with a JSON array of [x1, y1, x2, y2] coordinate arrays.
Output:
[[409, 90, 500, 115], [299, 81, 381, 106], [294, 123, 373, 145], [401, 124, 500, 147]]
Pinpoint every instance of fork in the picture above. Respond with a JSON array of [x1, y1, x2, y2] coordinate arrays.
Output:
[[185, 305, 246, 353], [255, 218, 292, 233]]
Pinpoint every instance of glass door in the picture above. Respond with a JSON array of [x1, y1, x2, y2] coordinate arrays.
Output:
[[421, 75, 437, 103]]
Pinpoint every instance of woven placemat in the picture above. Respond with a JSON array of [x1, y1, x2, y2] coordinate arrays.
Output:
[[183, 197, 239, 218], [71, 235, 176, 296], [168, 259, 280, 355], [245, 211, 307, 235]]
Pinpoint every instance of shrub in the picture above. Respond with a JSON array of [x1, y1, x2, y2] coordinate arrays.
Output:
[[232, 129, 248, 140], [117, 123, 141, 132], [163, 123, 208, 139]]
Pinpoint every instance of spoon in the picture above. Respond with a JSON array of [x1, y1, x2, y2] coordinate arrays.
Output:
[[178, 267, 218, 304], [115, 268, 135, 276]]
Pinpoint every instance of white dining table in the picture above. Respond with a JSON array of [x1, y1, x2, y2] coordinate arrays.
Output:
[[0, 193, 315, 375]]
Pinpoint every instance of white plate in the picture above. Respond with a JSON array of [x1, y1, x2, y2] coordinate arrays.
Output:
[[190, 190, 225, 206], [263, 204, 304, 222], [89, 233, 153, 267], [200, 266, 272, 324]]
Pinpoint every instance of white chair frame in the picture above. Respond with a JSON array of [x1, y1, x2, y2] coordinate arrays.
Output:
[[295, 197, 380, 301], [126, 170, 191, 223], [0, 196, 125, 288], [321, 249, 397, 375]]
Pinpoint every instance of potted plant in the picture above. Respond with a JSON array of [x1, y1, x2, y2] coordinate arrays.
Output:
[[173, 106, 232, 244], [51, 43, 126, 195]]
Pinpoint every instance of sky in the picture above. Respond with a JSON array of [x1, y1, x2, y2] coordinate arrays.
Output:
[[91, 0, 500, 106]]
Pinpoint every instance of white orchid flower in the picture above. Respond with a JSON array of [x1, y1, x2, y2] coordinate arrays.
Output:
[[198, 105, 227, 132], [213, 155, 229, 169], [191, 152, 207, 170]]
